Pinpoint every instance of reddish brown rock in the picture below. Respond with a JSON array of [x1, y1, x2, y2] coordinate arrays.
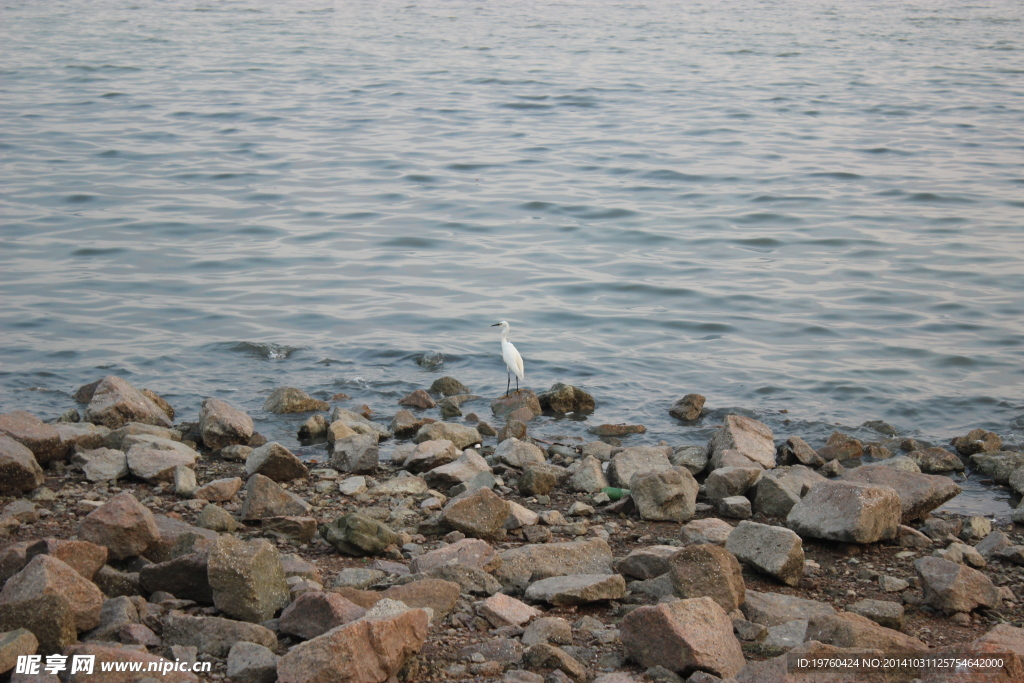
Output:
[[477, 592, 541, 628], [279, 591, 367, 640], [399, 389, 436, 410], [0, 555, 104, 631], [817, 431, 863, 461], [382, 579, 460, 618], [77, 492, 160, 560], [276, 608, 429, 683], [24, 539, 107, 581], [239, 473, 311, 521], [806, 611, 928, 652], [621, 596, 745, 678], [245, 442, 309, 482], [0, 594, 77, 655], [194, 476, 243, 502], [667, 544, 745, 612], [0, 435, 45, 492], [83, 376, 173, 429], [0, 411, 63, 464], [207, 535, 290, 623], [199, 397, 254, 450], [443, 487, 510, 541]]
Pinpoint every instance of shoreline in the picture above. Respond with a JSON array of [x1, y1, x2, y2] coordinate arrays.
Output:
[[2, 375, 1024, 682]]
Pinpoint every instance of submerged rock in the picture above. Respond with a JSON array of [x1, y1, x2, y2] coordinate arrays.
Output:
[[538, 383, 596, 414], [668, 393, 705, 421], [262, 387, 330, 414]]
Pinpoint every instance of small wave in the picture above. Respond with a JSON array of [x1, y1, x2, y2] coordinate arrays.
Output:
[[225, 342, 302, 360], [418, 352, 444, 368]]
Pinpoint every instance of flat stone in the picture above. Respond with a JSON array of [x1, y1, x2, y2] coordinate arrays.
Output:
[[424, 449, 492, 489], [406, 439, 458, 472], [409, 538, 500, 574], [194, 476, 243, 502], [525, 573, 626, 605], [83, 376, 172, 429], [494, 437, 546, 468], [63, 642, 198, 683], [75, 447, 129, 482], [125, 438, 198, 483], [667, 544, 745, 612], [707, 414, 776, 470], [898, 524, 933, 548], [607, 446, 672, 488], [477, 593, 541, 628], [621, 597, 745, 678], [332, 568, 386, 590], [725, 521, 804, 587], [77, 491, 159, 560], [878, 575, 910, 593], [382, 579, 460, 619], [679, 518, 734, 546], [505, 500, 540, 529], [226, 641, 278, 683], [263, 516, 317, 544], [806, 611, 926, 651], [459, 637, 525, 665], [849, 599, 905, 630], [162, 612, 277, 657], [279, 591, 366, 640], [413, 422, 482, 450], [245, 442, 308, 482], [494, 538, 614, 594], [786, 479, 900, 544], [207, 536, 290, 623], [909, 447, 965, 473], [741, 590, 836, 627], [843, 465, 962, 522]]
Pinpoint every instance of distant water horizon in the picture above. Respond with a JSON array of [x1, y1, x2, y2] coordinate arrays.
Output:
[[1, 0, 1022, 516]]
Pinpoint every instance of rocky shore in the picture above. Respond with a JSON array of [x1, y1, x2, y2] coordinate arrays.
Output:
[[2, 375, 1024, 683]]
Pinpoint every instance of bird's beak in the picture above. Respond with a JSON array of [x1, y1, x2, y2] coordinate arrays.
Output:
[[490, 323, 500, 327]]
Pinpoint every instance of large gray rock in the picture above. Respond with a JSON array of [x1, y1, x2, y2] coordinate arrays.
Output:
[[330, 434, 379, 474], [679, 518, 735, 546], [971, 451, 1024, 484], [914, 556, 999, 614], [538, 383, 596, 414], [239, 473, 311, 520], [518, 462, 569, 496], [75, 447, 129, 482], [83, 376, 173, 429], [226, 641, 279, 683], [741, 590, 836, 627], [320, 513, 401, 556], [245, 442, 308, 481], [614, 545, 680, 580], [607, 446, 672, 488], [568, 455, 609, 493], [843, 464, 962, 523], [81, 596, 139, 642], [262, 387, 329, 414], [670, 444, 709, 474], [786, 479, 900, 544], [405, 440, 458, 473], [413, 422, 482, 450], [207, 536, 290, 623], [443, 488, 510, 540], [423, 449, 491, 489], [162, 612, 277, 657], [705, 466, 761, 503], [667, 544, 745, 612], [198, 398, 253, 450], [125, 437, 198, 483], [629, 467, 698, 522], [621, 597, 745, 678], [493, 437, 546, 468], [54, 422, 110, 456], [279, 591, 367, 640], [753, 465, 825, 517], [524, 574, 626, 605], [494, 538, 614, 593], [0, 435, 45, 492], [707, 414, 776, 470], [77, 491, 160, 560], [725, 521, 804, 587], [908, 447, 965, 473], [0, 411, 63, 464]]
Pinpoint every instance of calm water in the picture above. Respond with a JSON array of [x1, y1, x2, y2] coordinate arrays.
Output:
[[2, 0, 1023, 516]]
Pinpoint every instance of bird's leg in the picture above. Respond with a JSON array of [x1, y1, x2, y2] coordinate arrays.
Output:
[[515, 376, 520, 394], [505, 371, 511, 399]]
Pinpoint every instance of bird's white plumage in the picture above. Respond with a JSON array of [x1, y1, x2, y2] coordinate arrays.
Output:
[[496, 321, 524, 379]]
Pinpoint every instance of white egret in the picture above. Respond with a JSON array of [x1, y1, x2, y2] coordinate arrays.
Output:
[[491, 321, 524, 397]]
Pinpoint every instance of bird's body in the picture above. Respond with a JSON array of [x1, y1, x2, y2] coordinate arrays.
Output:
[[492, 321, 524, 396]]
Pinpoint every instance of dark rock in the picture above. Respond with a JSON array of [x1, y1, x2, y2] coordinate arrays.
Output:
[[539, 384, 596, 414], [668, 394, 705, 421]]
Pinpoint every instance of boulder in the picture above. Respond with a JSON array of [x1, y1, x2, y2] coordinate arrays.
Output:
[[806, 611, 927, 651], [478, 592, 541, 627], [708, 448, 766, 471], [843, 465, 961, 522], [707, 414, 776, 469], [0, 555, 104, 631], [0, 435, 45, 492], [568, 455, 609, 493], [279, 591, 367, 640], [667, 544, 745, 612], [726, 521, 804, 587], [245, 442, 308, 481], [494, 538, 614, 593], [24, 539, 106, 582], [405, 440, 458, 473], [953, 428, 1002, 456], [0, 628, 38, 673], [389, 410, 426, 439], [849, 598, 905, 630], [519, 462, 569, 496], [670, 445, 709, 474], [207, 536, 290, 623], [614, 545, 680, 580], [621, 597, 745, 678], [83, 376, 172, 429], [413, 422, 482, 450], [381, 579, 460, 619], [423, 449, 491, 489], [741, 590, 836, 627], [0, 411, 63, 464], [752, 465, 825, 517], [399, 389, 436, 409], [81, 595, 139, 642], [161, 612, 277, 657], [0, 594, 77, 655], [522, 617, 572, 647], [262, 387, 329, 414], [76, 447, 129, 482], [409, 538, 500, 574], [538, 383, 596, 414], [491, 390, 542, 420], [425, 564, 501, 596], [679, 518, 734, 546], [494, 437, 546, 468], [607, 446, 672, 488], [914, 556, 999, 614], [630, 467, 698, 522], [786, 480, 900, 544], [226, 641, 279, 683], [320, 513, 401, 556], [198, 398, 253, 450], [331, 408, 393, 441], [239, 473, 310, 520], [442, 488, 510, 540], [668, 393, 705, 421], [972, 451, 1024, 484], [125, 438, 199, 483], [523, 643, 586, 681], [524, 574, 626, 605], [77, 492, 159, 560], [431, 376, 470, 396], [62, 642, 198, 683], [777, 436, 825, 468], [262, 516, 318, 544], [276, 608, 429, 683], [705, 466, 761, 503], [330, 434, 379, 474], [908, 447, 965, 473], [816, 431, 863, 461], [194, 476, 243, 502]]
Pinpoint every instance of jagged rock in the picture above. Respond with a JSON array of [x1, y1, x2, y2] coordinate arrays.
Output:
[[914, 556, 998, 614], [330, 434, 379, 474], [431, 376, 470, 396], [670, 445, 708, 474], [708, 415, 776, 469], [614, 545, 680, 580], [494, 437, 546, 468], [491, 390, 542, 420], [194, 476, 243, 502], [330, 407, 392, 441], [719, 495, 752, 519], [75, 447, 129, 482], [505, 501, 540, 529], [276, 609, 429, 683], [162, 612, 277, 657], [207, 536, 289, 623], [320, 513, 401, 556], [588, 423, 646, 437], [726, 521, 804, 587], [198, 398, 253, 450], [519, 462, 569, 496], [908, 447, 964, 473], [705, 466, 761, 503], [125, 437, 198, 483], [239, 473, 310, 520], [409, 538, 500, 574], [976, 530, 1012, 558], [405, 440, 458, 472], [849, 599, 904, 630], [607, 446, 672, 488], [667, 544, 745, 612], [279, 591, 367, 639], [263, 516, 317, 544], [381, 579, 460, 619], [777, 436, 825, 468], [423, 449, 491, 489], [139, 551, 214, 602], [221, 444, 252, 462], [525, 573, 626, 605], [332, 568, 386, 590], [621, 597, 745, 678], [413, 422, 482, 450], [494, 538, 614, 593], [244, 442, 308, 481], [24, 539, 107, 581], [816, 431, 863, 461], [443, 488, 510, 540], [0, 555, 103, 631], [92, 565, 140, 598], [77, 492, 159, 560], [843, 464, 962, 522], [101, 422, 177, 450], [806, 611, 927, 651], [83, 376, 173, 429], [679, 518, 734, 546], [173, 465, 198, 497], [425, 564, 502, 596], [262, 387, 329, 414], [538, 384, 596, 414], [0, 594, 77, 655], [226, 641, 278, 683], [297, 414, 329, 441], [872, 455, 921, 472], [524, 643, 587, 681], [741, 590, 835, 627], [751, 465, 824, 517], [372, 473, 428, 496], [0, 436, 45, 492], [630, 467, 698, 522], [953, 428, 1002, 456], [0, 411, 63, 464], [898, 524, 933, 548], [389, 410, 426, 439], [399, 389, 436, 409], [569, 455, 609, 493], [668, 394, 705, 421], [786, 480, 900, 544]]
